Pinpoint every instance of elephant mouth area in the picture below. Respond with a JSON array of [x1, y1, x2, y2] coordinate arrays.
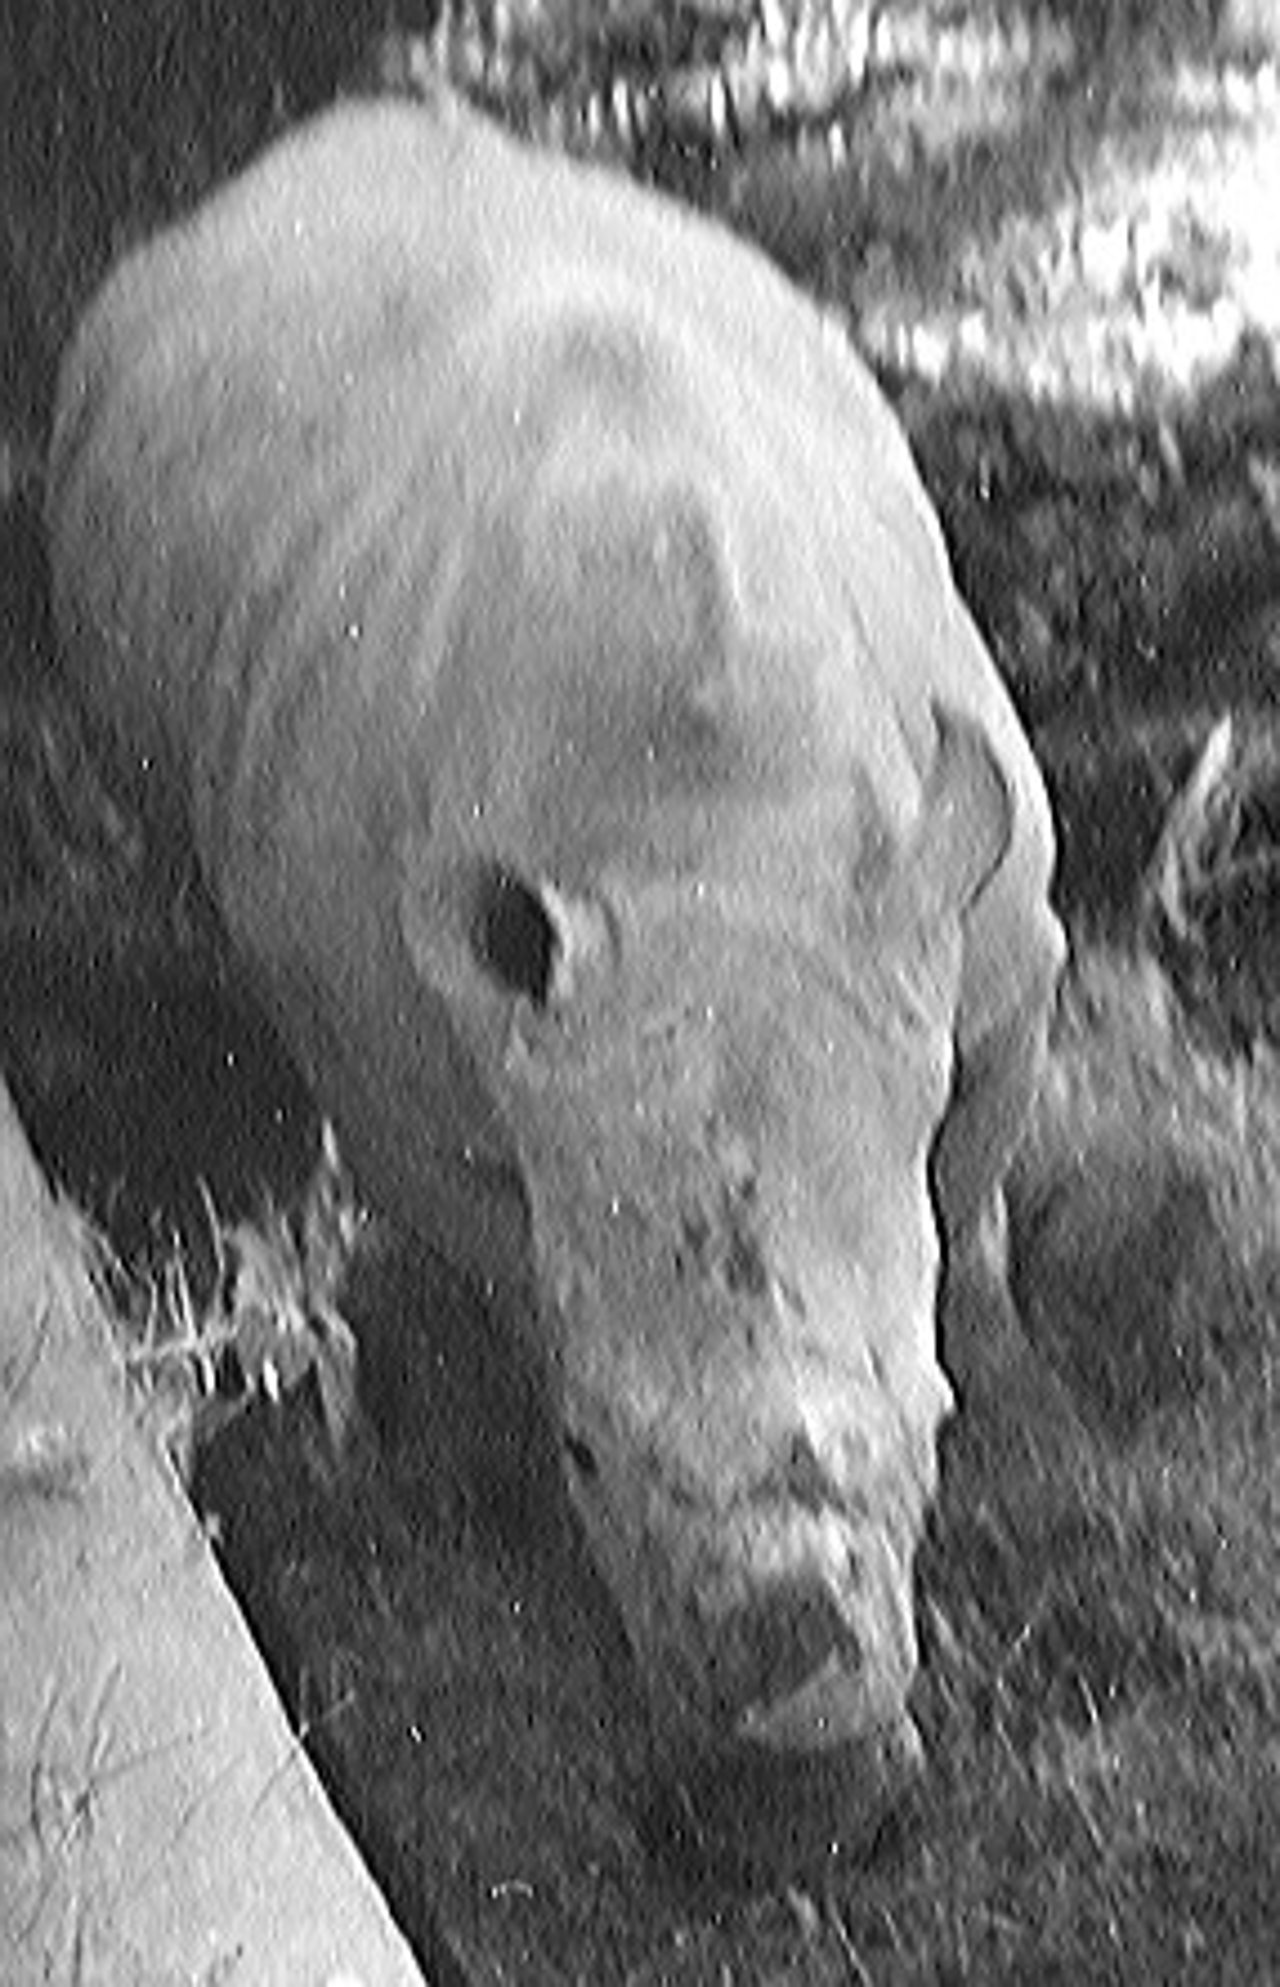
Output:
[[559, 1426, 925, 1761], [551, 1421, 927, 1882], [713, 1582, 866, 1743]]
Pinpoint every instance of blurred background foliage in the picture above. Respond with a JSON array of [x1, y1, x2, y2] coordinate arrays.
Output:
[[1, 0, 1255, 432]]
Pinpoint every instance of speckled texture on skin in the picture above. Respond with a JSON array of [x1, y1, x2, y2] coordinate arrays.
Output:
[[47, 85, 1064, 1831]]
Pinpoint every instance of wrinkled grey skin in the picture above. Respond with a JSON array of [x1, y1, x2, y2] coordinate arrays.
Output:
[[48, 90, 1064, 1810]]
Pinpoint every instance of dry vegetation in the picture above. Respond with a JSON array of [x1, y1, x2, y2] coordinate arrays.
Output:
[[3, 1, 1280, 1980]]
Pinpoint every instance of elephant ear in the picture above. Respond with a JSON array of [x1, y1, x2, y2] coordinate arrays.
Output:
[[874, 699, 1013, 953], [905, 703, 1012, 927]]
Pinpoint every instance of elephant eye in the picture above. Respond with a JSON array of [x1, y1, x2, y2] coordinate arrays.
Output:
[[471, 863, 558, 1007]]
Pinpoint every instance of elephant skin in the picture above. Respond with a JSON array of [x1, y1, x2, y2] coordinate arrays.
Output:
[[47, 86, 1065, 1852]]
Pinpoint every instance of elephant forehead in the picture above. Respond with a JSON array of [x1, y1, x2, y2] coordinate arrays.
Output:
[[427, 460, 920, 888]]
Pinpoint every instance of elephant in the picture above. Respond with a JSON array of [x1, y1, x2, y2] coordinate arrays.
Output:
[[47, 81, 1064, 1862]]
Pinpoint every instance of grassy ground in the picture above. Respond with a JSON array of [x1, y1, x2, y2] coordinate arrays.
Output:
[[892, 948, 1280, 1982], [2, 1, 1280, 1980]]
